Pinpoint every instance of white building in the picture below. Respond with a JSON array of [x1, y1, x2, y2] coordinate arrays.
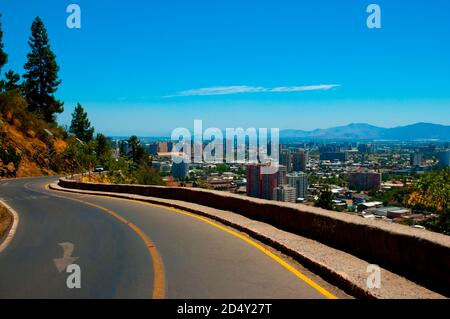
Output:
[[287, 172, 308, 200], [273, 185, 296, 203]]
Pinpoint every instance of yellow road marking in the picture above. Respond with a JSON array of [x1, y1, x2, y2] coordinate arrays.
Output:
[[48, 184, 338, 299], [23, 182, 165, 299]]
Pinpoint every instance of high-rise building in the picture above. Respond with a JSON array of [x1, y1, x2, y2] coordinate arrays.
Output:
[[246, 164, 285, 200], [438, 150, 450, 167], [261, 172, 278, 200], [158, 142, 169, 153], [273, 185, 296, 203], [148, 143, 159, 155], [358, 143, 375, 154], [287, 172, 308, 200], [246, 164, 262, 198], [167, 141, 173, 152], [348, 172, 382, 191], [280, 150, 292, 172], [319, 144, 341, 153], [320, 152, 348, 162], [171, 154, 190, 180], [410, 153, 422, 167], [276, 165, 287, 186], [292, 150, 308, 172]]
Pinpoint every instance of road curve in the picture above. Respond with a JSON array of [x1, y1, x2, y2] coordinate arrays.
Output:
[[0, 177, 348, 299]]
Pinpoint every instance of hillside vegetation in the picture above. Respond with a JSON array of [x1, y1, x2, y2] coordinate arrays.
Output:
[[0, 91, 68, 177], [0, 14, 69, 178]]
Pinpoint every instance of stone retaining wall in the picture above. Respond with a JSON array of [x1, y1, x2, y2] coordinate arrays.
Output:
[[59, 177, 450, 296]]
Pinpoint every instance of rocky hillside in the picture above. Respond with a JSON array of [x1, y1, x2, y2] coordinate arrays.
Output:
[[0, 91, 68, 178]]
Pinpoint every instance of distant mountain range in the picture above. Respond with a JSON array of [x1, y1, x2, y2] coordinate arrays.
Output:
[[280, 123, 450, 140]]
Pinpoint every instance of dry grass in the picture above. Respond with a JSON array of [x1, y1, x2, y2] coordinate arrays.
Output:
[[0, 204, 13, 241], [80, 174, 111, 184], [53, 138, 68, 154], [1, 114, 59, 177]]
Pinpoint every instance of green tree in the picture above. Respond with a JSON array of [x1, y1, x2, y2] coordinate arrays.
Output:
[[406, 168, 449, 213], [23, 17, 63, 122], [61, 137, 96, 176], [4, 70, 20, 91], [0, 14, 8, 92], [215, 163, 228, 175], [69, 103, 94, 142], [119, 141, 128, 157], [406, 168, 450, 234], [128, 135, 146, 163], [135, 163, 164, 185], [0, 145, 21, 169], [316, 186, 333, 210], [95, 133, 110, 165], [0, 14, 7, 74]]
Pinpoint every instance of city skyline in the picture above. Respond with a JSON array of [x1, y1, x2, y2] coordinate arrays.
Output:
[[1, 0, 450, 135]]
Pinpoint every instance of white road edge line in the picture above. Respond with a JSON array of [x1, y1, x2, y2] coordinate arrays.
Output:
[[0, 199, 20, 253]]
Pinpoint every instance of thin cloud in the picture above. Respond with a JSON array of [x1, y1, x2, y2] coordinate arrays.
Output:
[[171, 86, 266, 97], [165, 84, 340, 97], [270, 84, 339, 92]]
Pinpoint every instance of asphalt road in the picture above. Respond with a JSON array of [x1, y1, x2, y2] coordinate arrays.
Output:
[[0, 177, 348, 299]]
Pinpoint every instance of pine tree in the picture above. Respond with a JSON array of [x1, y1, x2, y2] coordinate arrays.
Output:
[[69, 103, 94, 142], [128, 135, 146, 163], [0, 14, 8, 91], [95, 133, 110, 161], [4, 70, 20, 91], [0, 14, 7, 72], [119, 141, 128, 157], [23, 17, 63, 122]]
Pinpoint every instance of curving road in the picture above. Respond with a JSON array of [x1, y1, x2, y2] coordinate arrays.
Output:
[[0, 177, 348, 299]]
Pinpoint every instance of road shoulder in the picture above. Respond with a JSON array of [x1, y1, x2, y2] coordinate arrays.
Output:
[[0, 199, 19, 253]]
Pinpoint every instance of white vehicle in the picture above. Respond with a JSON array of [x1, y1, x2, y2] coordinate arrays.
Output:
[[94, 165, 104, 173]]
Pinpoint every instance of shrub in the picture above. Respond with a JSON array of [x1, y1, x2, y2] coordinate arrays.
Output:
[[0, 145, 21, 168]]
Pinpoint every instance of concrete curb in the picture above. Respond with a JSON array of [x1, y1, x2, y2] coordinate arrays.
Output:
[[0, 199, 20, 253], [50, 182, 446, 299]]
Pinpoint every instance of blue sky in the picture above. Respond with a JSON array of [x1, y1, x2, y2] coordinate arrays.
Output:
[[1, 0, 449, 136]]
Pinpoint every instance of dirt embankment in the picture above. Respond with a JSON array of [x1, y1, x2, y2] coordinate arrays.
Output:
[[0, 204, 12, 242], [0, 114, 68, 178], [0, 91, 70, 178]]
